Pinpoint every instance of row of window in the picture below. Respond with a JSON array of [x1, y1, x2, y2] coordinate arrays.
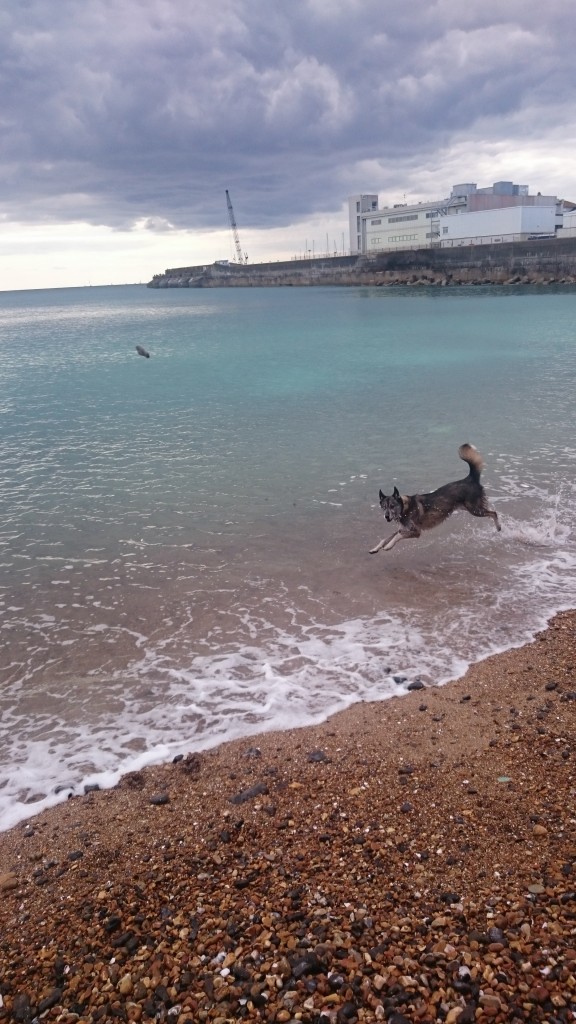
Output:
[[369, 234, 419, 245], [388, 213, 419, 224], [368, 211, 441, 226]]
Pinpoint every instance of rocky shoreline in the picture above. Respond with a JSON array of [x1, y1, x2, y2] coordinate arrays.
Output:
[[1, 610, 576, 1024]]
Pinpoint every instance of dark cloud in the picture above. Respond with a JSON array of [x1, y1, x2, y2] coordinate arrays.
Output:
[[1, 0, 575, 232]]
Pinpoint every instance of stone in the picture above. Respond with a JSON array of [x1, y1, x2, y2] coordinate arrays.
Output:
[[119, 974, 133, 996], [0, 872, 18, 891]]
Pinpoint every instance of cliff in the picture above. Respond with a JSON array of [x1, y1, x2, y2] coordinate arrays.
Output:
[[148, 237, 576, 289]]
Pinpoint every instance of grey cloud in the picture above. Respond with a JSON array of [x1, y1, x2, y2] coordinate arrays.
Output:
[[1, 0, 575, 233]]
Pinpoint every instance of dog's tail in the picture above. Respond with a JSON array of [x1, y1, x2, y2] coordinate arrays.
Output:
[[459, 442, 483, 481]]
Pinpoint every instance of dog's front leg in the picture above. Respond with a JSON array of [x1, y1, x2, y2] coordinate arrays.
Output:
[[369, 530, 401, 554]]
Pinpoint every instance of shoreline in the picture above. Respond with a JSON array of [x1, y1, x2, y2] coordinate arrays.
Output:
[[1, 609, 576, 1022]]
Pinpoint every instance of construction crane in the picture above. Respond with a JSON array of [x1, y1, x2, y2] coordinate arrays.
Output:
[[225, 190, 248, 264]]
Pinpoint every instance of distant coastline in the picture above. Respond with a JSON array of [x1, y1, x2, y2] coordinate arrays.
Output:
[[148, 236, 576, 289]]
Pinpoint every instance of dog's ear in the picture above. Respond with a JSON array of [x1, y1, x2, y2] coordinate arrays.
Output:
[[393, 486, 400, 498], [379, 489, 386, 505]]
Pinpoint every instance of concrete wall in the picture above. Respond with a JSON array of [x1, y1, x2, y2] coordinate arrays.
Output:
[[148, 237, 576, 289]]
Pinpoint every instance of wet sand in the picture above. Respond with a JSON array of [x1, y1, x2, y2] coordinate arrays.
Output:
[[1, 610, 576, 1023]]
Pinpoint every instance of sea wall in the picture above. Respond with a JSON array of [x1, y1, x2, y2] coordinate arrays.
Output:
[[148, 237, 576, 288]]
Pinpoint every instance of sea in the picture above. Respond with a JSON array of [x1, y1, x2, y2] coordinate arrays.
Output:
[[1, 282, 575, 832]]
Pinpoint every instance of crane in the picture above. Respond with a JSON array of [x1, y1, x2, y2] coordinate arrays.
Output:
[[225, 190, 248, 264]]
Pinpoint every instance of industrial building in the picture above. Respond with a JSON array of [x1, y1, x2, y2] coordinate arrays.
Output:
[[348, 181, 574, 255]]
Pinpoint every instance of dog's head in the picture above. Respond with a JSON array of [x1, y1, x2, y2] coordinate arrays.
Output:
[[379, 486, 404, 523]]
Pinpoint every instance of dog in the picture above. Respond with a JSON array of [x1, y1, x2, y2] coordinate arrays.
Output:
[[370, 443, 500, 554]]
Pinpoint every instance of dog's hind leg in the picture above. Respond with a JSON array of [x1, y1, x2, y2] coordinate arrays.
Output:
[[466, 503, 501, 532]]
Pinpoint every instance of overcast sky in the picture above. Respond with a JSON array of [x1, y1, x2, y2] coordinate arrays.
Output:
[[1, 0, 575, 290]]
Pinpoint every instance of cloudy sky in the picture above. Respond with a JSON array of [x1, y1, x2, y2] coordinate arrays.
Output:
[[1, 0, 575, 290]]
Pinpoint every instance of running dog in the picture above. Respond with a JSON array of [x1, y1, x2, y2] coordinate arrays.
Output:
[[370, 443, 500, 554]]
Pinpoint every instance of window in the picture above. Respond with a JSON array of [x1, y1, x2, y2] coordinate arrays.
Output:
[[370, 219, 382, 225], [442, 226, 449, 234], [356, 202, 360, 212], [388, 213, 418, 224]]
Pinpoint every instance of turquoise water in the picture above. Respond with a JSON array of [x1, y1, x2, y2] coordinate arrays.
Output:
[[1, 283, 575, 830]]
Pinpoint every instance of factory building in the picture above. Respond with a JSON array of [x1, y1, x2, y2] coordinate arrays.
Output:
[[349, 182, 569, 255]]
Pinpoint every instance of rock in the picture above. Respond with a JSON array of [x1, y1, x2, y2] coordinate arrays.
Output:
[[308, 749, 330, 762], [118, 974, 133, 996], [11, 993, 32, 1023], [407, 679, 425, 691], [37, 988, 63, 1014], [150, 793, 170, 805], [0, 871, 18, 891], [532, 824, 548, 837], [229, 782, 269, 804]]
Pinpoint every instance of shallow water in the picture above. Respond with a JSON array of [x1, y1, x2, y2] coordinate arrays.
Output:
[[1, 283, 575, 830]]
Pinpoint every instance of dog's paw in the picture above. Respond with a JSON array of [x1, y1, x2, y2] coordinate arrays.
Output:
[[369, 546, 380, 555]]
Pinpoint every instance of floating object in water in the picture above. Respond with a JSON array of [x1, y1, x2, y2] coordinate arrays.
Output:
[[135, 344, 150, 358]]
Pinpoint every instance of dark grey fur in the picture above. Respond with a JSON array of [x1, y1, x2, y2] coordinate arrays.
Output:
[[370, 443, 500, 554]]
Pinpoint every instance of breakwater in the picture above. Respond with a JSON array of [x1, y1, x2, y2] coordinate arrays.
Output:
[[148, 236, 576, 288]]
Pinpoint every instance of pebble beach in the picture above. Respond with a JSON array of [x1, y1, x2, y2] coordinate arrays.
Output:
[[1, 610, 576, 1024]]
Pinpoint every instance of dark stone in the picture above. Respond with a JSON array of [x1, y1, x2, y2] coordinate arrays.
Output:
[[244, 746, 262, 758], [307, 749, 330, 762], [400, 802, 413, 813], [457, 1005, 477, 1023], [407, 679, 425, 691], [11, 994, 33, 1023], [229, 782, 269, 805], [545, 681, 558, 691], [392, 675, 407, 685], [337, 1002, 358, 1023], [84, 783, 100, 794], [487, 926, 506, 943], [172, 754, 184, 763], [460, 694, 472, 702], [37, 988, 63, 1014], [149, 792, 170, 805], [104, 915, 122, 932], [68, 850, 84, 861], [54, 956, 67, 980], [154, 985, 171, 1004], [291, 952, 328, 978], [441, 891, 461, 904]]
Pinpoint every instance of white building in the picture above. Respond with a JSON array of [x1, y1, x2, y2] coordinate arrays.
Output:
[[349, 181, 564, 255], [558, 205, 576, 237], [348, 194, 379, 256]]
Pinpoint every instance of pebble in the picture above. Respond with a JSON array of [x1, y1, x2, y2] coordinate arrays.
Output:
[[149, 793, 170, 805]]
